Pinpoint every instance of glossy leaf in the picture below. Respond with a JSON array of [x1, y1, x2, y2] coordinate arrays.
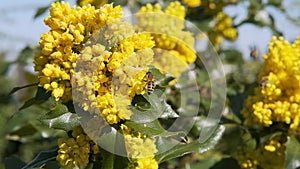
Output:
[[215, 124, 252, 154], [130, 89, 178, 123], [40, 104, 80, 131], [209, 158, 240, 169], [0, 55, 11, 75], [125, 119, 172, 136], [101, 150, 115, 169], [8, 82, 38, 95], [4, 156, 26, 169], [9, 123, 37, 137], [97, 128, 127, 157], [45, 103, 69, 117], [187, 157, 220, 169], [285, 136, 300, 169], [15, 46, 36, 65], [113, 155, 130, 169], [43, 161, 61, 169], [21, 148, 58, 169], [34, 6, 50, 18], [158, 99, 179, 119], [145, 90, 178, 118], [148, 65, 166, 80], [156, 125, 225, 163], [19, 87, 51, 110]]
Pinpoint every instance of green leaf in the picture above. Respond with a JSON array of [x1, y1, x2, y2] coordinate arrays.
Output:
[[85, 163, 94, 169], [125, 120, 165, 136], [19, 87, 51, 110], [148, 65, 175, 86], [21, 148, 58, 169], [4, 156, 26, 169], [97, 132, 117, 154], [43, 161, 60, 169], [34, 6, 50, 18], [221, 49, 244, 64], [187, 157, 220, 169], [125, 120, 186, 138], [157, 76, 175, 87], [46, 104, 69, 117], [8, 82, 38, 95], [156, 125, 225, 163], [194, 18, 212, 32], [159, 99, 179, 119], [145, 90, 178, 117], [215, 124, 252, 154], [15, 46, 36, 65], [40, 104, 80, 131], [0, 54, 11, 75], [130, 88, 178, 123], [113, 155, 130, 169], [100, 149, 115, 169], [130, 105, 159, 123], [96, 128, 127, 157], [148, 65, 166, 80], [209, 158, 240, 169], [285, 136, 300, 169], [41, 112, 80, 131], [10, 124, 38, 137]]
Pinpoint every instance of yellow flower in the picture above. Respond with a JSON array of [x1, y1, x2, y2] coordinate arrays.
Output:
[[122, 125, 158, 169], [234, 135, 286, 169], [137, 2, 196, 81], [208, 12, 238, 46], [182, 0, 201, 8], [139, 3, 162, 13], [73, 30, 155, 124], [35, 2, 123, 101], [165, 1, 186, 19], [123, 132, 157, 159], [136, 157, 159, 169], [77, 0, 108, 8], [222, 27, 238, 41], [153, 49, 188, 78], [57, 126, 96, 168], [199, 0, 237, 16], [242, 36, 300, 136]]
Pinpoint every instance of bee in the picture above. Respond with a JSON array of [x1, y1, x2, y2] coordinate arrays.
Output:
[[250, 46, 258, 59], [145, 72, 156, 95], [260, 77, 269, 87]]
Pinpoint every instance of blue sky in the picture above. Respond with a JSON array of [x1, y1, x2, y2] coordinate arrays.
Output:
[[0, 0, 49, 61], [1, 0, 300, 62], [0, 0, 76, 61]]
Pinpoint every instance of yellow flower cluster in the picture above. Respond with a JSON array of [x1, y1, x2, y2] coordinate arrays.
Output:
[[73, 24, 155, 124], [77, 0, 107, 8], [182, 0, 201, 8], [36, 1, 157, 124], [182, 0, 236, 15], [135, 158, 159, 169], [234, 148, 258, 169], [137, 2, 197, 79], [57, 126, 99, 168], [209, 12, 238, 46], [121, 125, 158, 169], [234, 135, 285, 169], [242, 36, 300, 136], [34, 2, 123, 101], [200, 0, 237, 15]]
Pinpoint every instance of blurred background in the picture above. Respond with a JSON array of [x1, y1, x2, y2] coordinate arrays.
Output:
[[1, 0, 300, 168]]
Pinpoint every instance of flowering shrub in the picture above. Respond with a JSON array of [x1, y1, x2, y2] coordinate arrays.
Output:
[[2, 0, 300, 169]]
